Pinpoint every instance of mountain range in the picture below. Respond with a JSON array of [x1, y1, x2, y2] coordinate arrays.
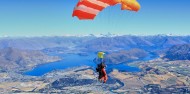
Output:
[[164, 44, 190, 60], [0, 35, 190, 52], [0, 47, 60, 72], [1, 35, 190, 66]]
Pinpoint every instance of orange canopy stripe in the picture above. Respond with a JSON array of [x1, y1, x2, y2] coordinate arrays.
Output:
[[72, 0, 140, 20]]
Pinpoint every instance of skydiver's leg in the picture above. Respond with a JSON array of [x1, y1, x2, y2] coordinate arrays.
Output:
[[100, 75, 107, 83], [99, 72, 105, 82], [103, 75, 108, 83]]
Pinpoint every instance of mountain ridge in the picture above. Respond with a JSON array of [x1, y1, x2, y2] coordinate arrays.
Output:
[[0, 47, 60, 72], [164, 44, 190, 60], [1, 35, 190, 51]]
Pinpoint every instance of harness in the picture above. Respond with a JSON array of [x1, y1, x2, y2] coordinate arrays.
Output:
[[96, 63, 106, 79]]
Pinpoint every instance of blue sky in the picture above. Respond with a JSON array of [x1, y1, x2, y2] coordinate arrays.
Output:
[[0, 0, 190, 37]]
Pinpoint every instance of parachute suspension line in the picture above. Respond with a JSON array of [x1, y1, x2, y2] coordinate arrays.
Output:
[[113, 6, 121, 34], [107, 6, 112, 25], [111, 7, 117, 32]]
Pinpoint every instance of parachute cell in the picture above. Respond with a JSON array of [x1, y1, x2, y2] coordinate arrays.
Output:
[[72, 0, 140, 20]]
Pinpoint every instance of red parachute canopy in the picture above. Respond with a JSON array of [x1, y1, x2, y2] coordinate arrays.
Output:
[[72, 0, 141, 20]]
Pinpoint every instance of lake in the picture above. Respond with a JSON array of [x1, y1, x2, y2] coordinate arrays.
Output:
[[24, 53, 141, 76]]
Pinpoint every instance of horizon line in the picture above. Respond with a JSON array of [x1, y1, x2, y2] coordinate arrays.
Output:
[[1, 34, 190, 38]]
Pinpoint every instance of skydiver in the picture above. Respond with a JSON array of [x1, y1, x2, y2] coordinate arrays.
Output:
[[96, 62, 108, 83]]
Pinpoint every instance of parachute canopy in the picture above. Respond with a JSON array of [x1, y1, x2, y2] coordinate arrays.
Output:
[[72, 0, 141, 20], [97, 52, 105, 59]]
